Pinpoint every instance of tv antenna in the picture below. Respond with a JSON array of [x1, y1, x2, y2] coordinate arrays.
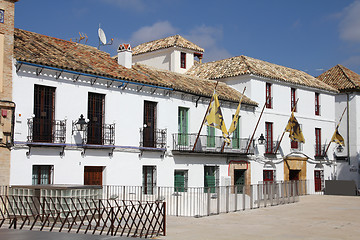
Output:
[[70, 32, 88, 44], [98, 24, 113, 49]]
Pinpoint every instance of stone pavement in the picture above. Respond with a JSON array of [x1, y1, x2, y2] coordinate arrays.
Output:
[[159, 195, 360, 240]]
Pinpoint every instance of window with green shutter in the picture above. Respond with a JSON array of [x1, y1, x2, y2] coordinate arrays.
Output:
[[232, 115, 240, 149], [207, 126, 215, 148], [178, 107, 189, 146], [174, 170, 188, 192], [204, 166, 218, 193]]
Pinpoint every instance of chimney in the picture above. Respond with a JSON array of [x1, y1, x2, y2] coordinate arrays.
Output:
[[117, 44, 132, 68]]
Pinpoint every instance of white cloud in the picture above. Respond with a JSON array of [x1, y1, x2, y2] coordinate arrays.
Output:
[[101, 0, 146, 12], [185, 25, 231, 62], [339, 1, 360, 42], [130, 21, 178, 45]]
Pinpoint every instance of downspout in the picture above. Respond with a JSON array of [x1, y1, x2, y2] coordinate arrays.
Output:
[[346, 93, 350, 165]]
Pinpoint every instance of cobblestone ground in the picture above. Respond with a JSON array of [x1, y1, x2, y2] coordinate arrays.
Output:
[[159, 195, 360, 240]]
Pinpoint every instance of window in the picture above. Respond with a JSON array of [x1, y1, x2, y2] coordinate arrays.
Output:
[[207, 126, 215, 148], [315, 93, 320, 116], [174, 170, 188, 192], [232, 115, 240, 149], [180, 52, 186, 69], [143, 166, 156, 194], [204, 166, 218, 193], [315, 128, 322, 156], [0, 9, 4, 23], [33, 85, 55, 142], [32, 165, 53, 185], [265, 122, 273, 154], [84, 166, 103, 185], [266, 83, 272, 108], [291, 88, 296, 111], [263, 170, 274, 182], [291, 140, 298, 149], [143, 101, 157, 147], [87, 92, 105, 145], [178, 107, 189, 146]]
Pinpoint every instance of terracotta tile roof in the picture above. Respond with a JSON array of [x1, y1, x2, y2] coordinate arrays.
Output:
[[317, 64, 360, 91], [133, 64, 257, 106], [14, 28, 151, 84], [14, 28, 255, 105], [187, 55, 338, 92], [132, 35, 204, 56]]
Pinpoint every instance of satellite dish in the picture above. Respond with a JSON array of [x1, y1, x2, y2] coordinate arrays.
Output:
[[98, 27, 107, 45]]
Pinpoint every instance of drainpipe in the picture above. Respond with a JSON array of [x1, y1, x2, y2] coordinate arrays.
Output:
[[346, 93, 350, 165]]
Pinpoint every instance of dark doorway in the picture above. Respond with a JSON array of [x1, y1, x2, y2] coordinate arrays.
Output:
[[314, 170, 323, 192], [33, 85, 55, 142], [234, 169, 245, 193], [84, 166, 103, 185], [87, 92, 105, 145], [143, 101, 157, 147], [289, 170, 300, 181]]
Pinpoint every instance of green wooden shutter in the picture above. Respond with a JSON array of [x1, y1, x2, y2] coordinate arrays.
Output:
[[178, 107, 188, 146], [174, 170, 186, 192], [204, 166, 216, 193], [207, 126, 215, 148], [232, 116, 240, 149]]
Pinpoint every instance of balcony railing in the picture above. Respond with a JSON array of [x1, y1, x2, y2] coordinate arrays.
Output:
[[27, 118, 66, 143], [140, 128, 167, 149], [172, 133, 254, 154], [84, 123, 115, 145], [314, 144, 327, 157], [265, 141, 280, 154]]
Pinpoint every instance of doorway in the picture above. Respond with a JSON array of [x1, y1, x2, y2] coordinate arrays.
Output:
[[234, 169, 245, 193], [289, 170, 300, 181]]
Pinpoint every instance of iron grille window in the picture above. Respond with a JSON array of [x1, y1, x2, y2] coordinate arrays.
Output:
[[143, 166, 156, 195], [143, 101, 157, 147], [291, 88, 296, 112], [265, 122, 273, 153], [87, 92, 105, 145], [174, 170, 188, 192], [315, 93, 320, 116], [33, 85, 55, 142], [315, 128, 322, 156], [266, 83, 272, 108], [180, 52, 186, 69], [32, 165, 53, 185]]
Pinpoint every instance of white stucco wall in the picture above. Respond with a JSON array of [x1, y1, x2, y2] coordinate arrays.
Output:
[[11, 64, 256, 187]]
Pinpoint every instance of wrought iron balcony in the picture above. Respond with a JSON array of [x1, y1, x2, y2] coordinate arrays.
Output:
[[140, 128, 167, 149], [172, 133, 254, 154], [27, 118, 66, 143], [83, 123, 115, 145], [265, 141, 280, 154], [314, 144, 327, 157]]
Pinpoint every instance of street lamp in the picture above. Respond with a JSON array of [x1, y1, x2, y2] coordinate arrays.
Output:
[[258, 133, 266, 145]]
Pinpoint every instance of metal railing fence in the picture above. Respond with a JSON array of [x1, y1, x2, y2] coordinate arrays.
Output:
[[0, 195, 165, 238]]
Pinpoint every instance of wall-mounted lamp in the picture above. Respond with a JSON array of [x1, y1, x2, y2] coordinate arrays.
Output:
[[72, 114, 89, 135], [258, 133, 266, 145]]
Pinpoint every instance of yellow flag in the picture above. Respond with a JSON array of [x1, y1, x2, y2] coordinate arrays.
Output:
[[228, 99, 241, 135], [205, 92, 230, 143], [285, 113, 305, 143], [330, 127, 344, 146]]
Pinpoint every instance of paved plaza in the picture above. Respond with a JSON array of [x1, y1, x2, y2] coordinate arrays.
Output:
[[160, 195, 360, 240]]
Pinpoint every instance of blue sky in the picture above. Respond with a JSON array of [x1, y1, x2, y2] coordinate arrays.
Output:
[[14, 0, 360, 76]]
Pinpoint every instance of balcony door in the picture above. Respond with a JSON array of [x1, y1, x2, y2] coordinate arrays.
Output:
[[143, 101, 157, 147], [33, 85, 55, 142], [87, 92, 105, 145]]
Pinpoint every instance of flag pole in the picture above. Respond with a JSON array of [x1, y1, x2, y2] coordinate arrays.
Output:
[[192, 81, 219, 152], [274, 98, 299, 154], [323, 107, 347, 156], [220, 87, 246, 153], [245, 94, 271, 154]]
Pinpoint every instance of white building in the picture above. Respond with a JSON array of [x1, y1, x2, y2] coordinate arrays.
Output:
[[317, 65, 360, 188], [8, 23, 340, 194]]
